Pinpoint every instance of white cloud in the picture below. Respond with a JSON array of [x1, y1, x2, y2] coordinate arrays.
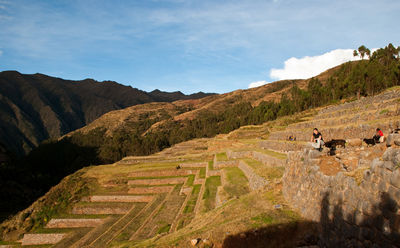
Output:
[[0, 50, 3, 56], [248, 80, 269, 88], [269, 49, 376, 80]]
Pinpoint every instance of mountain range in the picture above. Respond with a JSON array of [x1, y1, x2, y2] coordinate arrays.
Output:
[[0, 71, 213, 155]]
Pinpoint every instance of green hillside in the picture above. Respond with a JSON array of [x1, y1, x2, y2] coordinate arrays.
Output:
[[0, 44, 399, 247]]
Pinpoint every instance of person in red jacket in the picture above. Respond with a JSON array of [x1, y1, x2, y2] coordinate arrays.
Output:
[[373, 128, 385, 143]]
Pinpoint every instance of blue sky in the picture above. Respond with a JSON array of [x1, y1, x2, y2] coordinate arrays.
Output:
[[0, 0, 399, 94]]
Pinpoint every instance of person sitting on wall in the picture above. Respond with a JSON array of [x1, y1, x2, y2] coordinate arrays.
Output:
[[373, 128, 385, 143], [310, 128, 324, 151]]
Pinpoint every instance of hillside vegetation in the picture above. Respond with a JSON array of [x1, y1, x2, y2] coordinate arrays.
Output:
[[1, 43, 399, 226], [1, 85, 399, 247], [0, 71, 213, 155], [63, 44, 400, 161]]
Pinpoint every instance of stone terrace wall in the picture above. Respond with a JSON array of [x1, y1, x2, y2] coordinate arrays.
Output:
[[268, 122, 395, 142], [128, 177, 187, 185], [317, 90, 399, 116], [251, 151, 286, 167], [226, 150, 252, 159], [238, 161, 268, 191], [129, 169, 197, 177], [21, 234, 66, 246], [213, 154, 238, 169], [283, 148, 400, 247], [259, 140, 307, 152], [88, 195, 153, 203], [72, 206, 130, 215], [259, 140, 306, 152], [227, 150, 286, 167], [213, 160, 238, 169], [46, 218, 104, 228], [180, 162, 208, 168]]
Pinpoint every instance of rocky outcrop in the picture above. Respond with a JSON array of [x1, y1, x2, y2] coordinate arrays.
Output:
[[283, 148, 400, 247]]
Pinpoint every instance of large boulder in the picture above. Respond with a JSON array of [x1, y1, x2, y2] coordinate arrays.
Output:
[[386, 133, 400, 146], [346, 139, 363, 147]]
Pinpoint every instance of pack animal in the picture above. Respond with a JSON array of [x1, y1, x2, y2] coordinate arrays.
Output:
[[363, 138, 376, 146], [324, 139, 346, 148], [327, 147, 336, 156]]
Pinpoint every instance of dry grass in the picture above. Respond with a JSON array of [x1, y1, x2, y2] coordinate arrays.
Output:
[[202, 176, 221, 212], [131, 187, 302, 248], [243, 159, 285, 180], [257, 149, 288, 160], [223, 168, 250, 198], [344, 166, 369, 185], [216, 152, 228, 161]]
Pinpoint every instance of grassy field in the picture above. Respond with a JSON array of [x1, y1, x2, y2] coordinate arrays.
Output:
[[112, 195, 166, 243], [208, 161, 214, 170], [183, 184, 202, 214], [257, 149, 288, 160], [88, 201, 149, 246], [199, 168, 206, 178], [202, 176, 221, 212], [140, 187, 305, 248], [243, 158, 285, 180], [134, 184, 186, 240], [185, 175, 195, 187], [223, 167, 250, 198], [52, 227, 92, 248], [216, 152, 228, 161], [128, 175, 187, 180]]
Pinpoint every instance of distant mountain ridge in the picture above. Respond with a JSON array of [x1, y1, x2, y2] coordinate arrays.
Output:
[[0, 71, 214, 155]]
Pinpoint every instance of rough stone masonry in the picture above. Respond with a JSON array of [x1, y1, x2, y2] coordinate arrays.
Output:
[[283, 148, 400, 247]]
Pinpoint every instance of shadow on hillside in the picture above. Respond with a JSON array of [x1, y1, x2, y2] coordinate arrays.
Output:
[[222, 220, 318, 248], [319, 192, 400, 247], [222, 192, 400, 248], [0, 139, 99, 222]]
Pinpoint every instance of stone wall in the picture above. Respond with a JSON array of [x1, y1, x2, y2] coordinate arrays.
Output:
[[251, 151, 286, 167], [216, 169, 228, 208], [127, 177, 187, 185], [128, 169, 196, 177], [72, 206, 130, 215], [291, 102, 398, 129], [226, 150, 252, 159], [180, 162, 208, 168], [213, 153, 238, 169], [88, 195, 153, 203], [46, 218, 104, 228], [207, 170, 221, 177], [317, 90, 399, 116], [283, 148, 400, 247], [238, 161, 268, 191], [259, 140, 306, 152], [128, 186, 173, 194], [21, 234, 66, 246], [227, 150, 286, 167], [268, 122, 395, 142]]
